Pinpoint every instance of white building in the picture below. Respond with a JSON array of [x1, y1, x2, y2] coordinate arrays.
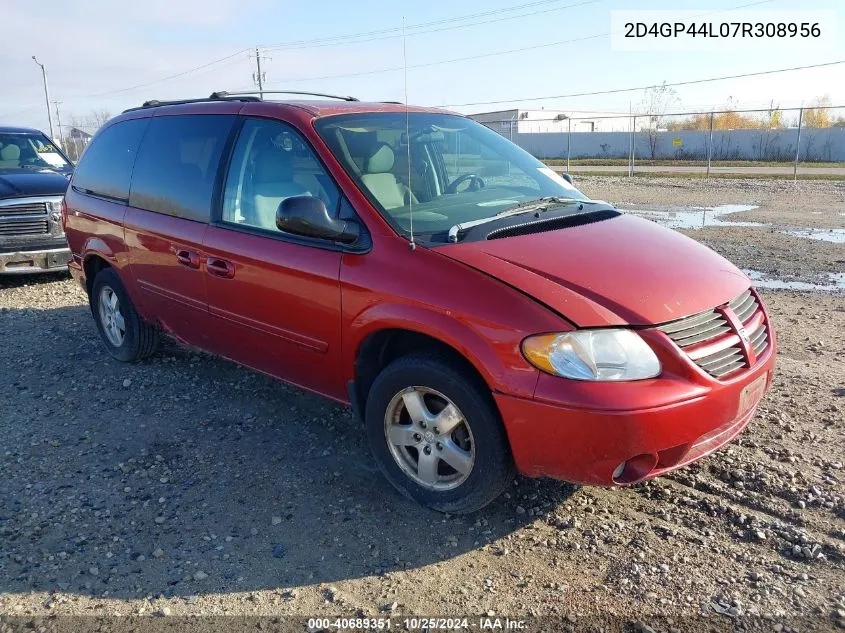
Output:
[[468, 109, 630, 135]]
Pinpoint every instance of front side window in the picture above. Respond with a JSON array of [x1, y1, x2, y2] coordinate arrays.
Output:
[[222, 118, 339, 232], [315, 113, 587, 241], [72, 119, 149, 201], [129, 114, 235, 222]]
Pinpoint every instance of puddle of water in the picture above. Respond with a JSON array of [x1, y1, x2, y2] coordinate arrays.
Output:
[[744, 269, 845, 292], [622, 204, 763, 230], [783, 228, 845, 244]]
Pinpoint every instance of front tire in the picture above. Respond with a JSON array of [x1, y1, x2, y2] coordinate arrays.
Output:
[[365, 354, 514, 513], [90, 267, 158, 362]]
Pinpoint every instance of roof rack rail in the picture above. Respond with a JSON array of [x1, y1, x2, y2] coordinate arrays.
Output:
[[122, 94, 261, 113], [211, 90, 359, 102]]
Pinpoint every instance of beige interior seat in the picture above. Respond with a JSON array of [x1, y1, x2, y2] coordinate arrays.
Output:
[[361, 143, 414, 209], [250, 148, 310, 230], [0, 144, 21, 168], [292, 172, 330, 206]]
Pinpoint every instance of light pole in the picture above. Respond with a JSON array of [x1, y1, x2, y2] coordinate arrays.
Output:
[[31, 56, 55, 139]]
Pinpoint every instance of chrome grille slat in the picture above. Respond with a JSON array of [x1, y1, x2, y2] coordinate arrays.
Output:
[[658, 309, 722, 335], [728, 289, 752, 311], [670, 318, 731, 344], [705, 355, 746, 375], [733, 294, 758, 322], [698, 348, 744, 369], [750, 326, 768, 356], [673, 325, 732, 347], [0, 202, 48, 217], [710, 360, 746, 378], [0, 219, 49, 235], [701, 356, 745, 375], [657, 288, 770, 379]]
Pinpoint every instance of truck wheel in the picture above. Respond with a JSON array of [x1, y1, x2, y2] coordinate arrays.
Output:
[[366, 354, 514, 513], [90, 267, 158, 362]]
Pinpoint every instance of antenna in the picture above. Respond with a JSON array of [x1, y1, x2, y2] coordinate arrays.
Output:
[[403, 17, 415, 251]]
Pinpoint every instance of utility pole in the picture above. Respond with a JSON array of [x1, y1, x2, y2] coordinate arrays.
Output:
[[794, 105, 804, 182], [253, 47, 268, 98], [706, 111, 714, 178], [32, 56, 55, 139], [52, 101, 64, 148]]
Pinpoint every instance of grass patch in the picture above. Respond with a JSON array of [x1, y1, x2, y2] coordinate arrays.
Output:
[[570, 171, 845, 181], [543, 159, 845, 168]]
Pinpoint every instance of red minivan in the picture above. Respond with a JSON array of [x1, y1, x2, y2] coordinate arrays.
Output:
[[63, 92, 776, 513]]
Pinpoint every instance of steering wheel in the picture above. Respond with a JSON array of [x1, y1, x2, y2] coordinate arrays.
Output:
[[445, 174, 486, 194]]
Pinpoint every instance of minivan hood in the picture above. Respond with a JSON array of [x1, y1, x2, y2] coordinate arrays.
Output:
[[0, 168, 70, 199], [437, 213, 750, 327]]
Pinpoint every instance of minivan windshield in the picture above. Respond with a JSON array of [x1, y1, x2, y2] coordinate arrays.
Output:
[[315, 113, 587, 239], [0, 132, 72, 172]]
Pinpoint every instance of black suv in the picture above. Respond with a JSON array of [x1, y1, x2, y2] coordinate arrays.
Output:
[[0, 127, 73, 273]]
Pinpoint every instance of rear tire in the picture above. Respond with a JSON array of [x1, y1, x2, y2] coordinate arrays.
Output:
[[90, 267, 158, 362], [365, 353, 514, 513]]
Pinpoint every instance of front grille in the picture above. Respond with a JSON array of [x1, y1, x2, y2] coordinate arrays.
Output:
[[0, 218, 49, 236], [0, 201, 48, 217], [658, 289, 769, 379]]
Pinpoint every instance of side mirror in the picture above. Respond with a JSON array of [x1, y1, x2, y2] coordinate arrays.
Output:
[[276, 196, 360, 244], [562, 172, 574, 184]]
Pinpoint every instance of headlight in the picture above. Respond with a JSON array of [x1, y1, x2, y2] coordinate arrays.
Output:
[[522, 329, 661, 381]]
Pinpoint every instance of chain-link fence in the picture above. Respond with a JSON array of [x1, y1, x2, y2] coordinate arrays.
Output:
[[475, 105, 845, 177], [50, 105, 845, 177]]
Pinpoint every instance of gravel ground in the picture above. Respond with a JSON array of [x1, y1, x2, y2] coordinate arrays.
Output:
[[0, 177, 843, 631]]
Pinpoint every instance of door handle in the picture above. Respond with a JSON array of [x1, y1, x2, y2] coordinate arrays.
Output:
[[175, 249, 200, 269], [207, 257, 235, 279]]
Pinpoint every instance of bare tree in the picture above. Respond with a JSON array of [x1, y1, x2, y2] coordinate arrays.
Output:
[[89, 109, 112, 128], [637, 82, 678, 159], [62, 110, 113, 161]]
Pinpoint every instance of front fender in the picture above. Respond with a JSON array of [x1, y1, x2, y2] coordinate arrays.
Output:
[[345, 301, 541, 400]]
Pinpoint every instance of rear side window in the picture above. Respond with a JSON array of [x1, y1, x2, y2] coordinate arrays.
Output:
[[72, 118, 149, 201], [129, 115, 235, 222]]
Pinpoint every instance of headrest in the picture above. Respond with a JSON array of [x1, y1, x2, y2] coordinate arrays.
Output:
[[365, 143, 394, 174], [254, 148, 293, 182], [0, 144, 20, 161]]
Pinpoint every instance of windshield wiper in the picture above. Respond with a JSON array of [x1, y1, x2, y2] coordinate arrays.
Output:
[[447, 197, 579, 243]]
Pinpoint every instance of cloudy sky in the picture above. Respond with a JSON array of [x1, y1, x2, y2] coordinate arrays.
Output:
[[1, 0, 843, 135]]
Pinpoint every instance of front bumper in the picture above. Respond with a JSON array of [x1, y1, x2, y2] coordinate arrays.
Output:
[[496, 326, 777, 486], [0, 246, 71, 274]]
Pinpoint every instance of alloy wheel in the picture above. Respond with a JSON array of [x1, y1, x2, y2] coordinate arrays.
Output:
[[384, 386, 475, 491], [98, 286, 126, 347]]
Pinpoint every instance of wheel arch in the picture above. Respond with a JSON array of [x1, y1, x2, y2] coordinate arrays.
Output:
[[80, 238, 149, 320], [354, 328, 491, 410], [82, 252, 112, 296], [347, 303, 537, 418]]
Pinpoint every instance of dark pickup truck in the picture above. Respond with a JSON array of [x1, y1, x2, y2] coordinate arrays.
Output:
[[0, 126, 73, 273]]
